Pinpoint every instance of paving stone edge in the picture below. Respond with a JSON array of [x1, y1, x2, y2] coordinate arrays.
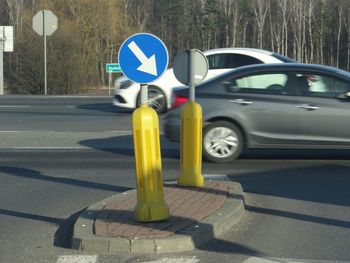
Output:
[[71, 179, 245, 254]]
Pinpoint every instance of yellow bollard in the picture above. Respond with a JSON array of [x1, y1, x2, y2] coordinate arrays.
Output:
[[132, 104, 170, 222], [177, 101, 204, 187]]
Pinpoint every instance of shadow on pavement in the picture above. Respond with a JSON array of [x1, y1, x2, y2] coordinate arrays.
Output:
[[0, 166, 132, 193], [54, 209, 86, 248], [77, 103, 133, 114], [0, 208, 63, 225], [2, 157, 350, 255], [244, 205, 350, 229], [79, 135, 180, 159], [0, 166, 133, 249], [0, 208, 83, 249], [229, 164, 350, 208], [241, 149, 350, 160], [77, 103, 170, 118], [80, 134, 350, 162]]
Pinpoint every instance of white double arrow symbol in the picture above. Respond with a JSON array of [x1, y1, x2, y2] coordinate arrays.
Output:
[[128, 41, 158, 76]]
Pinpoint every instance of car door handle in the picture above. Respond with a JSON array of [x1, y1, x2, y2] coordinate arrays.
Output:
[[296, 104, 319, 111], [229, 99, 253, 105]]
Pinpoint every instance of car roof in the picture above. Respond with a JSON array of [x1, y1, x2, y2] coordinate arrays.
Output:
[[203, 47, 274, 56], [211, 63, 350, 81], [202, 47, 294, 63]]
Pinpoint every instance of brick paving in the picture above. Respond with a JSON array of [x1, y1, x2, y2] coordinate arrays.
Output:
[[94, 181, 228, 239]]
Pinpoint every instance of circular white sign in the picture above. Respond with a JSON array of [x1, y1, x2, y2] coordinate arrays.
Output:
[[173, 49, 208, 86]]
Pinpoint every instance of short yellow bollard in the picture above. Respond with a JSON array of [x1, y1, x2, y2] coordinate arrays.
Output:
[[132, 104, 170, 222], [177, 101, 204, 187]]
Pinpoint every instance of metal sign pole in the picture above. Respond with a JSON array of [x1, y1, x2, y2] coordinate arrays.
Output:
[[33, 10, 58, 95], [108, 72, 111, 95], [140, 84, 148, 106], [0, 38, 4, 95], [174, 49, 208, 188], [189, 49, 195, 101], [43, 10, 47, 95]]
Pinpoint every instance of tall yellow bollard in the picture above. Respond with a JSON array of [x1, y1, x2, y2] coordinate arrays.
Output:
[[132, 98, 169, 222], [177, 100, 204, 187], [175, 49, 207, 187]]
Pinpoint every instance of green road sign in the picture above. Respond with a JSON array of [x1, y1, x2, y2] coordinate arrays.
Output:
[[106, 63, 121, 73]]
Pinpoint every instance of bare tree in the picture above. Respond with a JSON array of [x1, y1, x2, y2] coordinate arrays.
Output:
[[219, 0, 241, 47], [336, 3, 343, 68], [268, 0, 274, 51], [344, 5, 350, 70], [130, 0, 152, 32], [289, 0, 307, 62], [231, 0, 241, 47], [319, 0, 327, 64], [251, 0, 269, 49], [307, 1, 316, 63], [277, 0, 288, 56], [6, 0, 24, 33]]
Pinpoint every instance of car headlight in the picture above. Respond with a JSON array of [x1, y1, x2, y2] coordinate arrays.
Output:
[[119, 79, 133, 89]]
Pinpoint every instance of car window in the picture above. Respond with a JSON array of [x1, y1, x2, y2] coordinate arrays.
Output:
[[207, 53, 263, 70], [294, 73, 350, 98], [226, 73, 289, 95]]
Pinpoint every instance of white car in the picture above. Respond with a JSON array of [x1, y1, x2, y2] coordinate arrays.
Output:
[[113, 48, 294, 113]]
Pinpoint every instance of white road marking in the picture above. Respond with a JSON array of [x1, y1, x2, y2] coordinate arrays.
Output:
[[48, 95, 110, 98], [243, 257, 350, 263], [0, 105, 112, 109], [10, 147, 86, 149], [56, 256, 199, 263], [56, 255, 98, 263], [141, 257, 200, 263], [0, 105, 31, 108], [0, 131, 33, 133], [0, 130, 132, 134]]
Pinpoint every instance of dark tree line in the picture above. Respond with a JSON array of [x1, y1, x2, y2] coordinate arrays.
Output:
[[1, 0, 350, 94]]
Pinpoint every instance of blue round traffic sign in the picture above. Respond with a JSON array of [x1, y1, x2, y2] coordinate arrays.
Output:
[[118, 33, 169, 84]]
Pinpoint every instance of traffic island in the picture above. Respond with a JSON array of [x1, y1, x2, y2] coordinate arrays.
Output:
[[71, 179, 245, 254]]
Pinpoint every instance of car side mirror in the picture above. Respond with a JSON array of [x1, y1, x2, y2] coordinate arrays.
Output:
[[223, 81, 240, 93]]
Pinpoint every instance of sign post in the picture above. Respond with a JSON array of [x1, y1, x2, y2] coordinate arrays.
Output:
[[0, 26, 14, 95], [106, 63, 121, 95], [33, 10, 58, 95], [0, 36, 4, 96], [118, 33, 169, 222], [173, 49, 208, 187]]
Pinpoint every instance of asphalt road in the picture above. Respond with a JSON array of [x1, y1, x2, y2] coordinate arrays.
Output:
[[0, 95, 132, 132], [0, 96, 349, 263], [0, 96, 177, 149]]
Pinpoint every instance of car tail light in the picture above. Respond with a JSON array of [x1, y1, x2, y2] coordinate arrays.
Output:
[[171, 93, 189, 109]]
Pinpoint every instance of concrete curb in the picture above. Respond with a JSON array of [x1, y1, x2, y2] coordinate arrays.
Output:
[[71, 178, 245, 254]]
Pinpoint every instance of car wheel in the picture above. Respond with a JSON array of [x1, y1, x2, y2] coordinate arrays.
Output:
[[137, 86, 167, 113], [203, 121, 244, 163]]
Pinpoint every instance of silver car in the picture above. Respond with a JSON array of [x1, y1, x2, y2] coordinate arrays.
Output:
[[164, 63, 350, 162]]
